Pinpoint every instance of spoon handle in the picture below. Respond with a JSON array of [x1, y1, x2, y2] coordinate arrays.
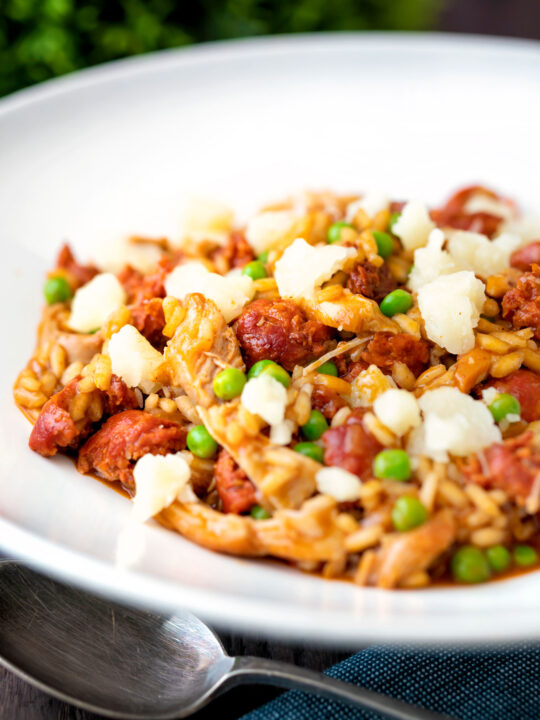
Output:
[[224, 655, 455, 720]]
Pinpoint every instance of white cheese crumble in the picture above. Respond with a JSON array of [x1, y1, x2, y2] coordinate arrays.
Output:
[[132, 452, 196, 522], [68, 272, 126, 333], [165, 261, 254, 323], [373, 389, 421, 437], [182, 197, 234, 234], [417, 271, 485, 355], [274, 238, 356, 302], [241, 374, 287, 427], [481, 387, 499, 406], [94, 238, 163, 274], [346, 192, 389, 222], [107, 324, 163, 393], [447, 230, 523, 279], [245, 210, 298, 255], [350, 365, 396, 408], [315, 467, 362, 502], [392, 200, 435, 252], [407, 387, 501, 461], [408, 228, 459, 292], [270, 419, 295, 446]]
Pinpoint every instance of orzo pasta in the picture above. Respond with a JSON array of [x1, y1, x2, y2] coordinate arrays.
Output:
[[14, 185, 540, 588]]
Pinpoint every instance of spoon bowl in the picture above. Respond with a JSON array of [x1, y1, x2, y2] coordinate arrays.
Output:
[[0, 561, 453, 720]]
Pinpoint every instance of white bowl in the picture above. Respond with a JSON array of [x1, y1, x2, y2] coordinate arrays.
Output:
[[1, 33, 540, 645]]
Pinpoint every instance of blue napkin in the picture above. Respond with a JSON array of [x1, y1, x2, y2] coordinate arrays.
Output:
[[241, 644, 540, 719]]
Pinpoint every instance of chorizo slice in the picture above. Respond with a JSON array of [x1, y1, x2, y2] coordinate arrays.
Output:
[[55, 243, 98, 290], [322, 409, 382, 481], [463, 431, 540, 506], [235, 298, 333, 371], [214, 449, 257, 514], [482, 369, 540, 422], [361, 332, 429, 377], [502, 265, 540, 338], [77, 410, 187, 485], [347, 260, 397, 303], [510, 240, 540, 271], [430, 185, 513, 238]]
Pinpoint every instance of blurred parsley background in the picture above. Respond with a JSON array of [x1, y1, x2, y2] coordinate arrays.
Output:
[[1, 0, 538, 98], [0, 0, 444, 97]]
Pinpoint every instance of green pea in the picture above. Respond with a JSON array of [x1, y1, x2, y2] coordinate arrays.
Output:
[[212, 367, 247, 400], [250, 504, 271, 520], [488, 393, 521, 423], [186, 425, 218, 459], [301, 410, 329, 441], [389, 211, 401, 233], [371, 230, 394, 259], [327, 221, 354, 244], [247, 360, 290, 388], [373, 449, 411, 482], [43, 275, 73, 305], [379, 289, 413, 317], [248, 359, 275, 379], [514, 545, 538, 567], [242, 260, 267, 281], [452, 546, 491, 584], [258, 251, 269, 263], [293, 442, 324, 464], [486, 545, 511, 573], [391, 496, 428, 532], [317, 361, 338, 377], [260, 362, 290, 388]]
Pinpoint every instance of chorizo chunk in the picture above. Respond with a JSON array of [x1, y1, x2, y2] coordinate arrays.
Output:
[[346, 261, 397, 303], [322, 410, 382, 481], [29, 375, 138, 458], [214, 449, 257, 514], [311, 385, 347, 420], [463, 432, 540, 505], [481, 369, 540, 423], [55, 243, 98, 290], [235, 298, 334, 371], [510, 241, 540, 271], [210, 231, 255, 273], [77, 410, 187, 485], [118, 255, 181, 305], [430, 185, 511, 238], [129, 298, 166, 349], [502, 265, 540, 339], [361, 332, 429, 377]]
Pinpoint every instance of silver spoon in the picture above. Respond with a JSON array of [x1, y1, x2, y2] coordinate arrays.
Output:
[[0, 561, 453, 720]]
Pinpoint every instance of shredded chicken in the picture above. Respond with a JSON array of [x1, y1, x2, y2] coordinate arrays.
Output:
[[163, 293, 244, 408], [159, 494, 346, 562], [373, 509, 456, 589], [199, 403, 317, 509], [303, 289, 399, 335]]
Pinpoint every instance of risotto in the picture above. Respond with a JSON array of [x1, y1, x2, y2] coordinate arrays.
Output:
[[14, 185, 540, 588]]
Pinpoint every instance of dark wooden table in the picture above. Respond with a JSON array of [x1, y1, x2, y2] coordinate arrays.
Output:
[[3, 2, 540, 717]]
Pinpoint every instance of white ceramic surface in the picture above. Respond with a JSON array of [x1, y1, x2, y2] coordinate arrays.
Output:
[[1, 33, 540, 646]]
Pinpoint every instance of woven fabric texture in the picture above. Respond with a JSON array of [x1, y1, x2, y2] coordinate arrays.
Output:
[[242, 644, 540, 720]]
